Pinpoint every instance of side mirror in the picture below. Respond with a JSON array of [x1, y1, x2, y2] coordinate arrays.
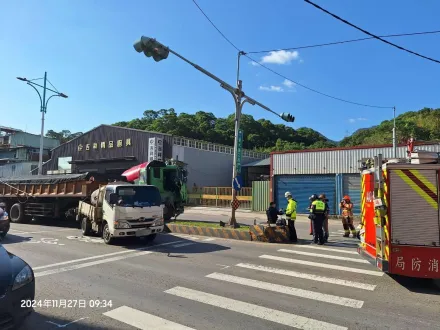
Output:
[[109, 193, 118, 205]]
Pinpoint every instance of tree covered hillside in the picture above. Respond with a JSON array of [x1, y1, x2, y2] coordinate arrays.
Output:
[[112, 108, 336, 152], [340, 107, 440, 147]]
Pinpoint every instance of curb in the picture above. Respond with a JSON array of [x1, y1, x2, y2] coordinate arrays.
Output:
[[165, 223, 291, 243], [165, 224, 252, 241]]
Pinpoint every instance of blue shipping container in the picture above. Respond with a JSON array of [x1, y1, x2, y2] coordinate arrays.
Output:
[[342, 173, 361, 215], [275, 175, 336, 215]]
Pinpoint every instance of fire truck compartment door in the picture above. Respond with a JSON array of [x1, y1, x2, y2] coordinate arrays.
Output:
[[390, 169, 440, 247]]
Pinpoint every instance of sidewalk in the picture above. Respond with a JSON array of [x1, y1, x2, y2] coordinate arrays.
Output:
[[182, 206, 344, 226]]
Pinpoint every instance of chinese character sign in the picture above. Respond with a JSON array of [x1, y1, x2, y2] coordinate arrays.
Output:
[[77, 137, 133, 151]]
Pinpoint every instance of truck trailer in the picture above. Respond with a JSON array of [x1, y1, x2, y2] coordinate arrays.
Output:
[[358, 154, 440, 279], [0, 173, 101, 223]]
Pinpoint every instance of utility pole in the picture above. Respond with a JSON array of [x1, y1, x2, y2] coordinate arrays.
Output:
[[133, 36, 295, 227], [393, 106, 396, 158], [17, 73, 68, 175]]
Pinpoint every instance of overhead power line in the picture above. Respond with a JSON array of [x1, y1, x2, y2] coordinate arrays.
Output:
[[191, 0, 241, 52], [190, 0, 393, 109], [247, 30, 440, 54], [304, 0, 440, 65], [244, 54, 392, 108]]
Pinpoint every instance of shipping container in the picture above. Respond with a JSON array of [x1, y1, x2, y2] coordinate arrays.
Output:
[[342, 173, 361, 214], [274, 174, 336, 214]]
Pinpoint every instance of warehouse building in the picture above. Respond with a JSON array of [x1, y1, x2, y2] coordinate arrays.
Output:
[[270, 142, 440, 215], [42, 124, 266, 187]]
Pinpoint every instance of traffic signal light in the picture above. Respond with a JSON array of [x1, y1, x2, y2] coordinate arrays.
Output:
[[133, 36, 169, 62], [280, 112, 295, 122]]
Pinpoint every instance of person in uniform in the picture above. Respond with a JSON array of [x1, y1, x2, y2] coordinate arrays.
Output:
[[319, 194, 330, 242], [340, 195, 356, 237], [284, 192, 298, 243], [310, 195, 328, 245]]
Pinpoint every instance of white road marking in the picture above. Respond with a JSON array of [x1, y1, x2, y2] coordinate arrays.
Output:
[[46, 317, 89, 328], [33, 240, 183, 270], [35, 251, 154, 277], [278, 249, 369, 264], [11, 228, 77, 235], [172, 242, 196, 248], [294, 245, 359, 255], [216, 264, 230, 270], [236, 263, 376, 291], [206, 272, 364, 308], [9, 229, 27, 234], [259, 255, 384, 276], [104, 306, 195, 330], [165, 286, 347, 330]]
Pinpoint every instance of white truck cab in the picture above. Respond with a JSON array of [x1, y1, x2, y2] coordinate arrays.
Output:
[[78, 183, 165, 244]]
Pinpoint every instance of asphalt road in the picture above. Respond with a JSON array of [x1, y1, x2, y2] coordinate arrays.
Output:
[[2, 219, 439, 330]]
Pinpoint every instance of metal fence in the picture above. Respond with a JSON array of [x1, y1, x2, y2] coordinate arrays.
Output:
[[251, 181, 270, 212], [188, 187, 253, 209]]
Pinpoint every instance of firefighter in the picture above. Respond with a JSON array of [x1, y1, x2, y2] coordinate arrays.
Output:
[[310, 195, 328, 245], [319, 194, 330, 242], [340, 195, 356, 237], [284, 192, 298, 243]]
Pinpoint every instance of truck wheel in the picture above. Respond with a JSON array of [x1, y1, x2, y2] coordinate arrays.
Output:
[[143, 234, 157, 243], [10, 203, 25, 223], [102, 223, 113, 245], [81, 218, 92, 236]]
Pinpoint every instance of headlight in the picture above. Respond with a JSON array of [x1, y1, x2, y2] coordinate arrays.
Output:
[[12, 265, 33, 291], [114, 221, 130, 229], [153, 218, 164, 226]]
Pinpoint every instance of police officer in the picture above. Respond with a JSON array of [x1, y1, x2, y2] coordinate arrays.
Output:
[[310, 195, 328, 245], [284, 192, 298, 243]]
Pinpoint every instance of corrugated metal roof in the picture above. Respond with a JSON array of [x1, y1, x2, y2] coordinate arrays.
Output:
[[0, 173, 89, 184], [242, 158, 270, 167], [272, 143, 440, 175]]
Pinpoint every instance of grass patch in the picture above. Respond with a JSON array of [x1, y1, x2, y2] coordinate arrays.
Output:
[[171, 220, 250, 231]]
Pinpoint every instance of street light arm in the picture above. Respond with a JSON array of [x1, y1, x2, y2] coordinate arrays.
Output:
[[167, 48, 236, 94], [45, 94, 62, 109], [26, 82, 43, 108], [26, 80, 59, 95]]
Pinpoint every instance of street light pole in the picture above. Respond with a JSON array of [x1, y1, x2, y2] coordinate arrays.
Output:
[[133, 36, 295, 227], [16, 73, 68, 175]]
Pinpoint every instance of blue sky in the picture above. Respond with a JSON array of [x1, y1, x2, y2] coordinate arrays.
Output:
[[1, 0, 440, 141]]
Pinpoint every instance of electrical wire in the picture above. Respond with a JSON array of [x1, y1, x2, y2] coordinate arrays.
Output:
[[191, 0, 241, 52], [46, 78, 59, 93], [247, 30, 440, 54], [190, 0, 393, 109], [304, 0, 440, 65], [245, 53, 393, 108]]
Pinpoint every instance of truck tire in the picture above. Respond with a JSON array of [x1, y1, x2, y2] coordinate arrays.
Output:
[[81, 217, 92, 236], [102, 223, 114, 245], [10, 203, 25, 223], [143, 234, 157, 243]]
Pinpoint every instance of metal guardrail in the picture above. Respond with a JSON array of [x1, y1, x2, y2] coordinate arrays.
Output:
[[188, 187, 252, 209]]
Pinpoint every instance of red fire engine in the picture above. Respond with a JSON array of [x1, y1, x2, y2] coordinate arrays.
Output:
[[358, 148, 440, 279]]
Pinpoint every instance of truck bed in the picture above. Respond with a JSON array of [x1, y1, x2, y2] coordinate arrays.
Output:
[[0, 173, 101, 198], [78, 201, 102, 221]]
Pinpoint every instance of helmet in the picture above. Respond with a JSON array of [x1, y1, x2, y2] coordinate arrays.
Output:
[[343, 195, 350, 200], [0, 202, 5, 208], [284, 192, 292, 198], [309, 194, 318, 201]]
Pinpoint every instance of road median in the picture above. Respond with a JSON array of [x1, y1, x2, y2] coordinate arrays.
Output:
[[165, 221, 290, 243]]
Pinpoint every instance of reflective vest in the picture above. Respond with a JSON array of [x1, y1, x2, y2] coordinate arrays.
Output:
[[286, 199, 297, 219], [311, 200, 326, 213]]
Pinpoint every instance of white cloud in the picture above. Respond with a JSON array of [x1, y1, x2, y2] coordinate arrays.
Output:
[[261, 50, 300, 65], [249, 61, 259, 66], [259, 85, 284, 92], [348, 117, 368, 123], [282, 79, 295, 88]]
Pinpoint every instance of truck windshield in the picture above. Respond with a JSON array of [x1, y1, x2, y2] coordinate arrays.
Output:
[[116, 186, 162, 207]]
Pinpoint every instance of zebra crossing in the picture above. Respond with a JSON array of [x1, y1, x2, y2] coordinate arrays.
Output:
[[101, 240, 384, 329]]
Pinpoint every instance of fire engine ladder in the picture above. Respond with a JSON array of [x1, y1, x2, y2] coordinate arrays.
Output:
[[373, 154, 388, 270]]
